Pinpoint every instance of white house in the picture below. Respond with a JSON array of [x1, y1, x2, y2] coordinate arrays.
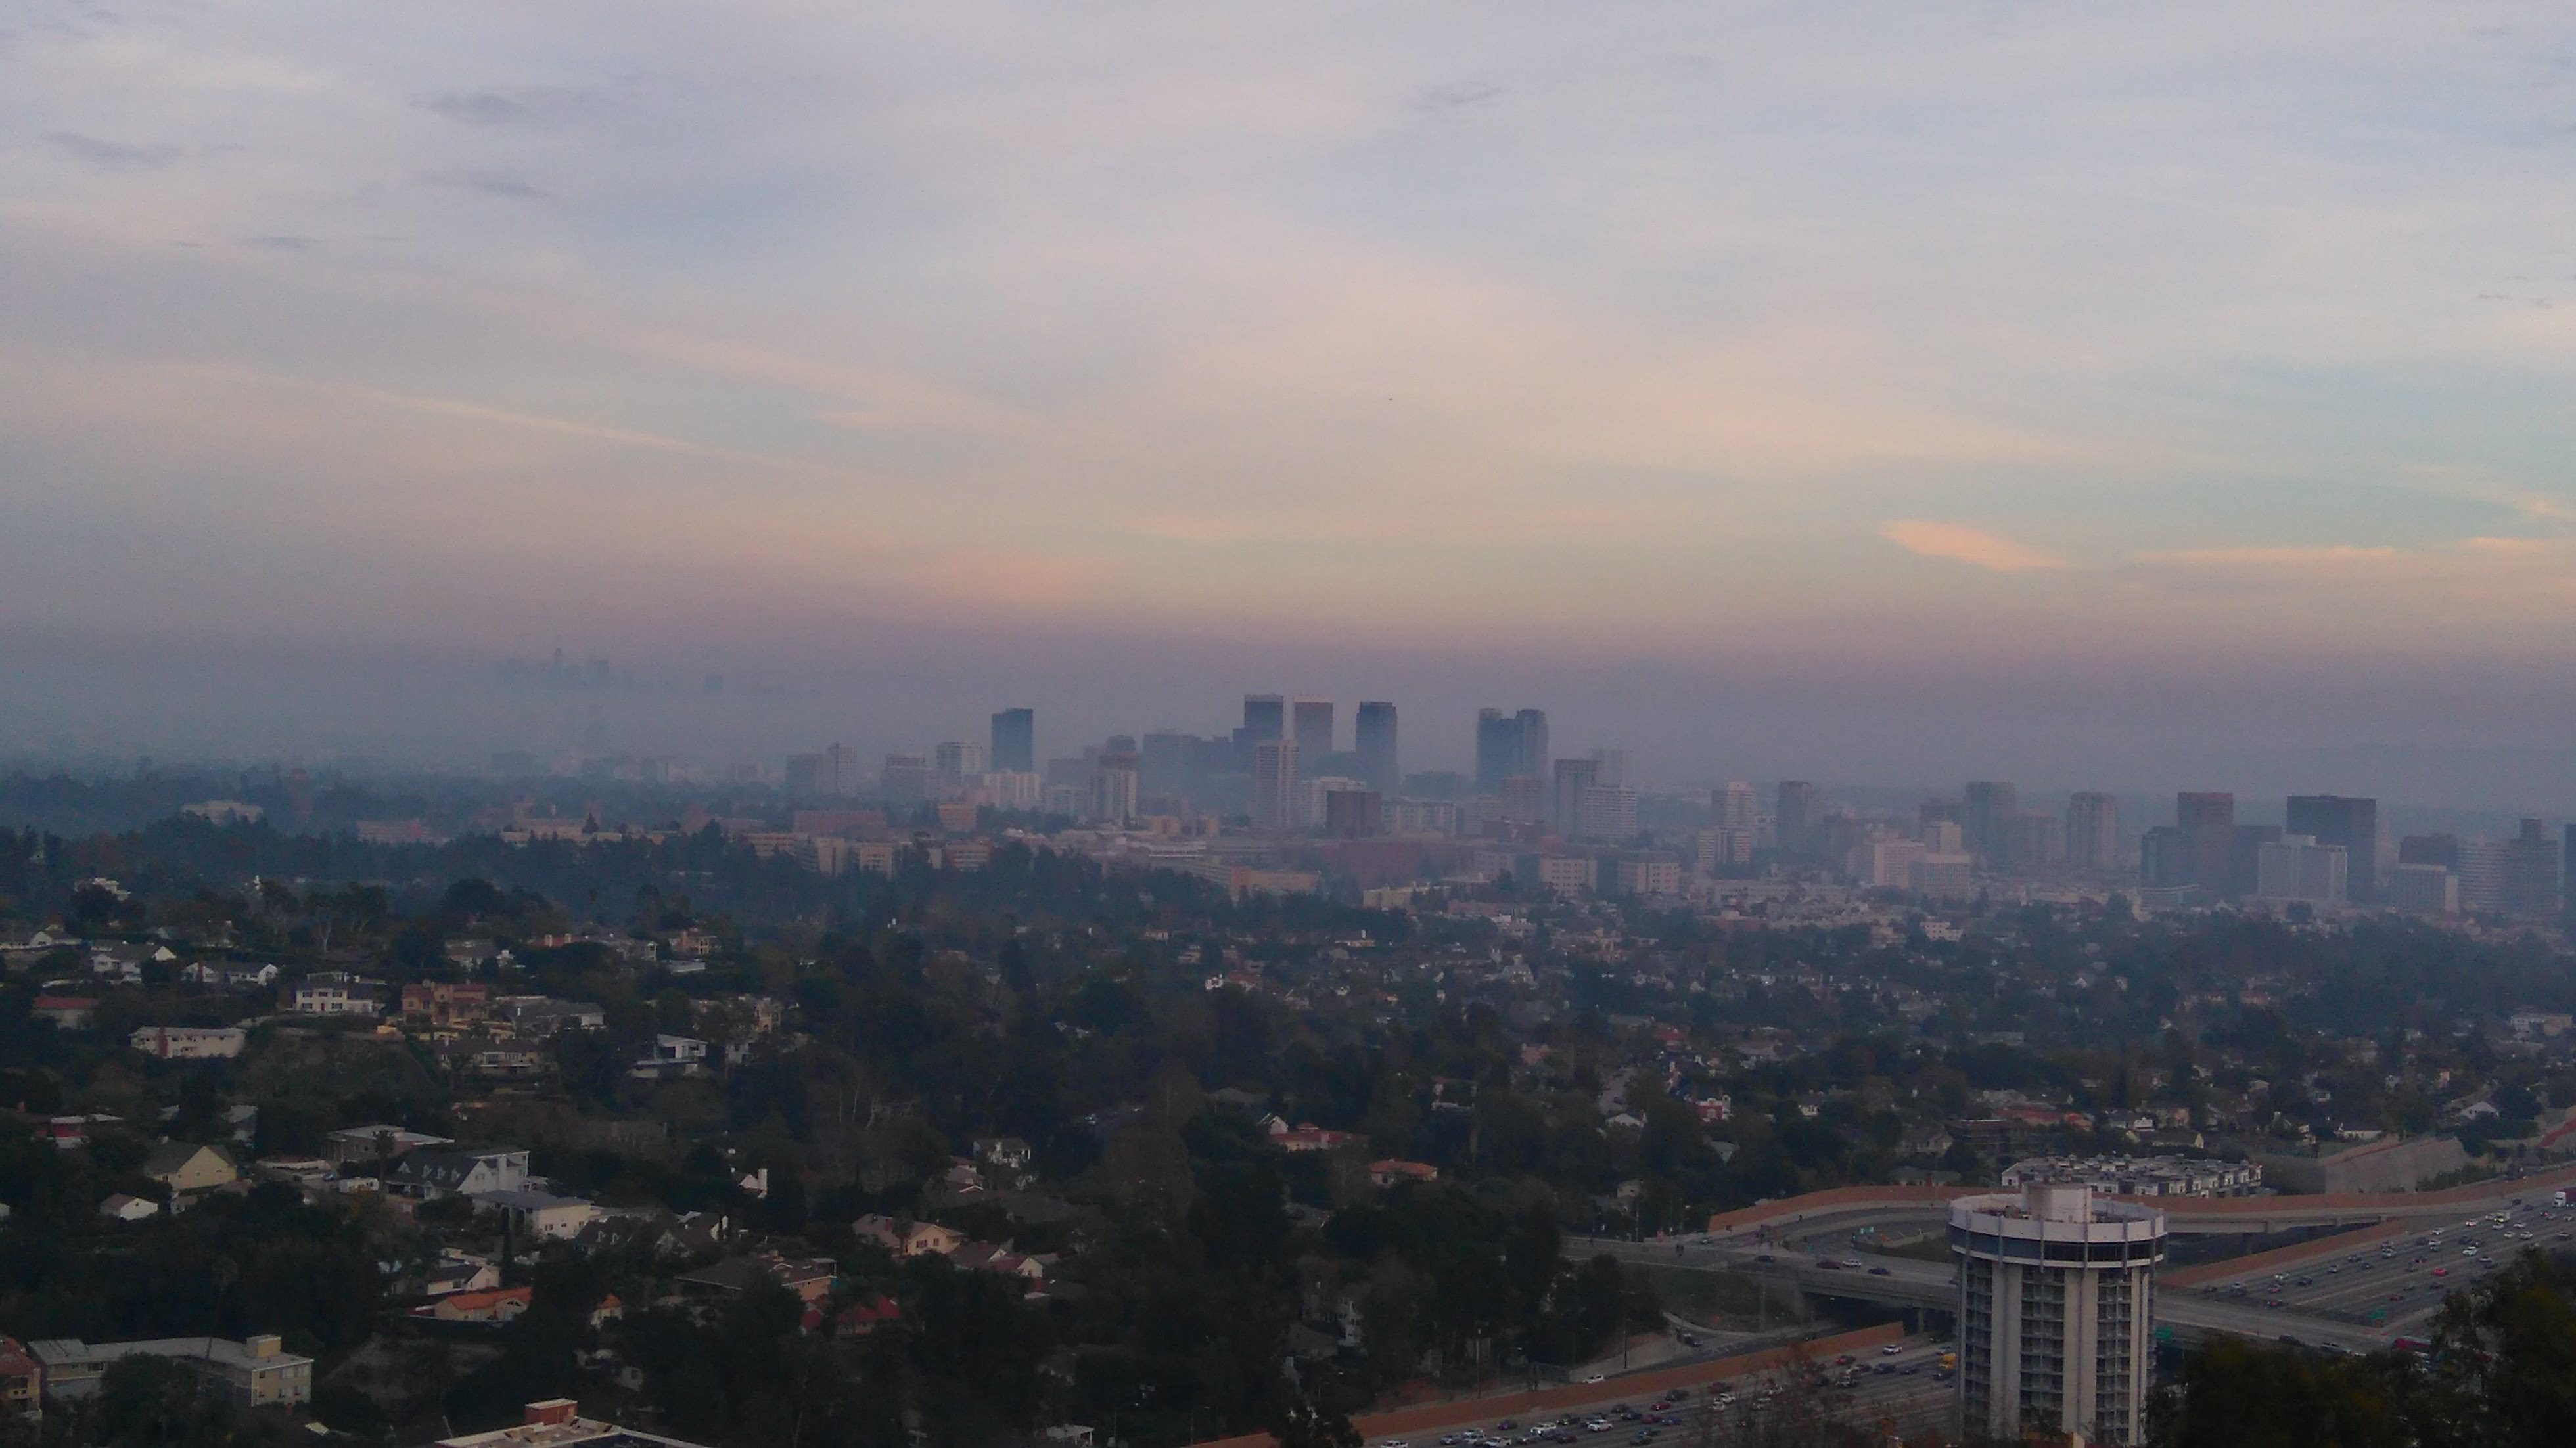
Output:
[[131, 1026, 248, 1060]]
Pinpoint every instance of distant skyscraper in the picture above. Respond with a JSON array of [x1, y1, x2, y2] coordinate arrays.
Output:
[[1590, 748, 1631, 788], [1552, 757, 1598, 838], [2399, 833, 2460, 871], [2138, 826, 2192, 890], [2503, 819, 2564, 919], [1513, 709, 1550, 780], [2287, 795, 2380, 904], [2065, 792, 2121, 874], [1251, 738, 1300, 829], [989, 708, 1035, 775], [1473, 707, 1550, 794], [1093, 750, 1139, 825], [2228, 825, 2281, 898], [2456, 838, 2509, 914], [1714, 781, 1759, 831], [2176, 792, 2236, 896], [1498, 775, 1545, 823], [1776, 781, 1820, 857], [1291, 698, 1335, 760], [1354, 702, 1398, 793], [1964, 781, 2017, 868], [1242, 694, 1285, 740]]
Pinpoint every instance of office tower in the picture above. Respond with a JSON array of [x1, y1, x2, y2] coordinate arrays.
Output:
[[2008, 811, 2061, 872], [1552, 757, 1599, 838], [1473, 707, 1549, 794], [2176, 792, 2235, 896], [1291, 698, 1335, 760], [825, 743, 858, 796], [1323, 788, 1383, 838], [2255, 835, 2347, 905], [1512, 710, 1549, 780], [1714, 781, 1758, 831], [2456, 839, 2508, 914], [933, 741, 987, 786], [1862, 838, 1930, 890], [1964, 781, 2017, 867], [2399, 833, 2460, 871], [1954, 1184, 2164, 1445], [989, 708, 1035, 775], [2228, 824, 2281, 898], [2065, 792, 2121, 874], [1921, 819, 1964, 854], [1474, 709, 1514, 794], [1694, 826, 1753, 872], [1242, 694, 1285, 741], [2286, 795, 2380, 903], [1776, 781, 1819, 857], [1251, 738, 1299, 829], [2387, 863, 2458, 915], [2138, 826, 2192, 890], [1579, 784, 1638, 843], [1914, 853, 1975, 899], [1354, 702, 1398, 793], [1499, 775, 1545, 823], [1139, 731, 1198, 802], [1590, 747, 1631, 788], [2503, 819, 2564, 919]]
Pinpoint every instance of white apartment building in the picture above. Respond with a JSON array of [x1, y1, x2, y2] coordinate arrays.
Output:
[[1952, 1184, 2165, 1445]]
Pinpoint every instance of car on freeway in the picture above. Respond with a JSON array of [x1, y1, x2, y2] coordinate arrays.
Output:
[[1881, 1344, 1902, 1355]]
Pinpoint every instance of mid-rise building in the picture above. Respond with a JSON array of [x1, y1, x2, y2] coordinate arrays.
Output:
[[2255, 834, 2347, 906], [1614, 853, 1682, 896], [932, 741, 988, 786], [1952, 1184, 2165, 1445], [2177, 792, 2236, 897], [1713, 781, 1759, 832], [30, 1335, 313, 1409], [1578, 785, 1638, 843], [1474, 708, 1550, 794], [1323, 789, 1383, 838], [2387, 863, 2458, 915], [2000, 1155, 2261, 1198], [1912, 853, 1975, 899]]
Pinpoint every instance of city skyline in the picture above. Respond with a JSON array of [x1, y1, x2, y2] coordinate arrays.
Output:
[[6, 4, 2576, 791]]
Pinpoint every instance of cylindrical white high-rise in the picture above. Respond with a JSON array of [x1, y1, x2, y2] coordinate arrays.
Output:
[[1950, 1183, 2165, 1445]]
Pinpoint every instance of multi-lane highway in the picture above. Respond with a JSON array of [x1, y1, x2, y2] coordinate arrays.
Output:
[[1570, 1171, 2576, 1358]]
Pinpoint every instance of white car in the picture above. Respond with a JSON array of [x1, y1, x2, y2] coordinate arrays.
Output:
[[1582, 1374, 1606, 1384]]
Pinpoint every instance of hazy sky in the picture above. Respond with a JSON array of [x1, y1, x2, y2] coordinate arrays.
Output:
[[5, 3, 2576, 798]]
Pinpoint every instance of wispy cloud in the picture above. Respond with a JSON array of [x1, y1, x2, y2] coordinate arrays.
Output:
[[1879, 520, 2069, 574], [47, 131, 183, 168], [411, 87, 597, 127], [425, 170, 551, 202]]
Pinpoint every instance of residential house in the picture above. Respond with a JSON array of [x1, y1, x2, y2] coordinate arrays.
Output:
[[675, 1254, 837, 1305], [630, 1035, 709, 1079], [0, 1336, 39, 1420], [28, 1335, 311, 1409], [31, 997, 100, 1031], [409, 1286, 533, 1326], [1367, 1160, 1440, 1188], [434, 1398, 714, 1448], [471, 1189, 602, 1242], [290, 973, 382, 1017], [98, 1194, 160, 1223], [496, 997, 607, 1036], [392, 1148, 532, 1200], [425, 1256, 501, 1298], [852, 1215, 963, 1257], [323, 1124, 454, 1167], [402, 982, 492, 1029], [142, 1141, 240, 1197], [129, 1026, 247, 1060]]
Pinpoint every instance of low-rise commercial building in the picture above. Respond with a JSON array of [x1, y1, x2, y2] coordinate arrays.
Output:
[[28, 1334, 313, 1409]]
